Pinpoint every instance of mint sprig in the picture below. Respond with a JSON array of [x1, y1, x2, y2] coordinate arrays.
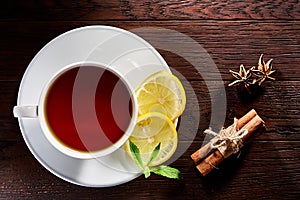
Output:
[[129, 140, 181, 179]]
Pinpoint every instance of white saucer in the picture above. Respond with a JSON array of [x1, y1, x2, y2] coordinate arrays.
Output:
[[16, 25, 171, 187]]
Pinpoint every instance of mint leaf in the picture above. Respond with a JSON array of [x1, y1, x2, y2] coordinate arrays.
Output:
[[146, 143, 161, 166], [151, 165, 181, 179], [128, 140, 182, 179], [129, 140, 144, 169], [144, 166, 151, 178]]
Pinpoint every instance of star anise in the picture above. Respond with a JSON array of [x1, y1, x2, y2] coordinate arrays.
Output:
[[229, 64, 255, 93], [251, 54, 276, 85]]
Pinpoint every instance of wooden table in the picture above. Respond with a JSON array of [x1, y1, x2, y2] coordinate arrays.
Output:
[[1, 1, 299, 199]]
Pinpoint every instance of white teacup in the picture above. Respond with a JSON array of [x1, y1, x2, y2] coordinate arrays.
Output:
[[14, 62, 138, 159]]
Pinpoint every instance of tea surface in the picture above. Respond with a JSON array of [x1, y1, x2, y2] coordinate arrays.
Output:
[[45, 66, 133, 152]]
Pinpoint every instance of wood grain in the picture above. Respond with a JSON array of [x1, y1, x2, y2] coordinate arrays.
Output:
[[1, 0, 300, 20], [119, 0, 300, 20]]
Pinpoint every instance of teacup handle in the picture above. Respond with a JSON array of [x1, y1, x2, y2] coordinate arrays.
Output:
[[13, 105, 38, 118]]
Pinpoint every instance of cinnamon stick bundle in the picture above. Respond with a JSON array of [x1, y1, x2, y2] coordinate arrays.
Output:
[[191, 109, 264, 176]]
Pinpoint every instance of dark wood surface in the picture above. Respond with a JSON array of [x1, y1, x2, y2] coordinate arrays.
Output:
[[1, 1, 299, 199]]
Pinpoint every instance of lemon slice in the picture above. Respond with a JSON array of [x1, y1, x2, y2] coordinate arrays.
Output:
[[135, 70, 186, 121], [125, 112, 178, 166]]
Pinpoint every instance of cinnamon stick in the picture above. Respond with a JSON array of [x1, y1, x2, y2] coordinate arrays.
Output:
[[196, 150, 224, 176], [191, 109, 264, 176], [191, 109, 257, 164]]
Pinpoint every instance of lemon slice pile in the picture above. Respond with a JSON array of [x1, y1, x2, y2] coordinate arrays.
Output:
[[125, 70, 186, 166]]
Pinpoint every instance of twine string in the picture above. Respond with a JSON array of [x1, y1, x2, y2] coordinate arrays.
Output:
[[204, 118, 248, 159]]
